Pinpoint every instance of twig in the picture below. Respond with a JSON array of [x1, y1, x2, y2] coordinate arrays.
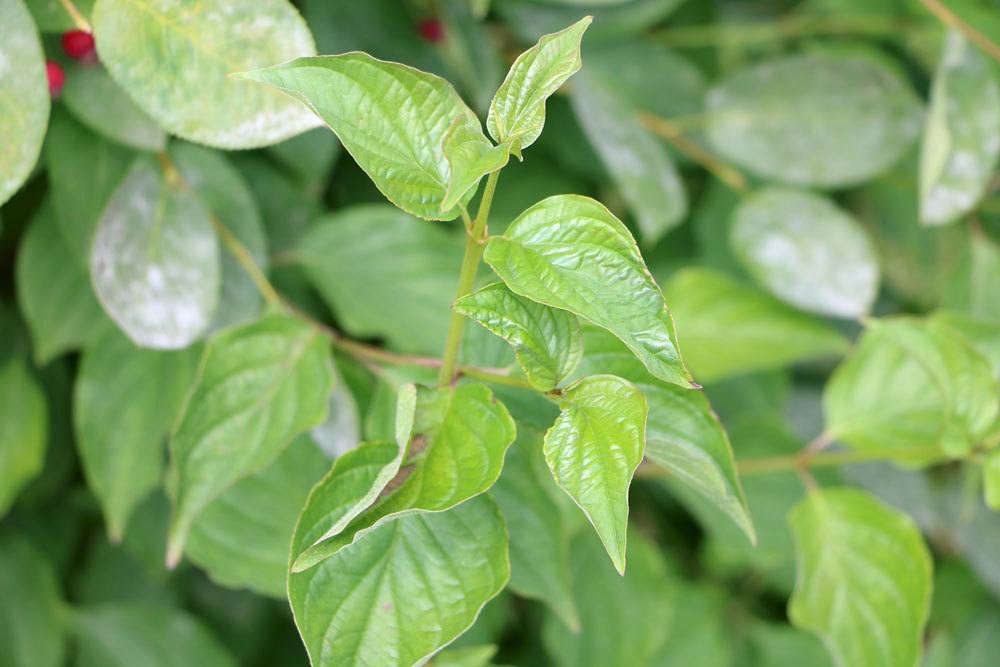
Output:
[[919, 0, 1000, 63], [637, 111, 749, 193]]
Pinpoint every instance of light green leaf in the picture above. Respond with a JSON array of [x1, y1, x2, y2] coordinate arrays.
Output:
[[90, 157, 220, 349], [72, 603, 236, 667], [166, 313, 334, 565], [484, 194, 693, 387], [944, 231, 1000, 322], [288, 496, 510, 667], [545, 375, 646, 574], [542, 530, 673, 667], [920, 30, 1000, 226], [169, 142, 267, 332], [185, 437, 328, 597], [706, 53, 921, 188], [570, 64, 685, 245], [576, 325, 755, 543], [0, 530, 65, 667], [455, 282, 582, 391], [44, 108, 133, 263], [92, 0, 320, 149], [788, 487, 932, 667], [492, 430, 579, 629], [488, 17, 591, 157], [16, 201, 110, 365], [236, 52, 482, 220], [292, 382, 514, 571], [61, 64, 166, 152], [298, 204, 463, 354], [441, 110, 510, 212], [983, 450, 1000, 510], [825, 317, 999, 458], [0, 355, 47, 517], [75, 330, 199, 540], [664, 268, 848, 382], [731, 187, 879, 318], [0, 0, 49, 206], [431, 645, 497, 667]]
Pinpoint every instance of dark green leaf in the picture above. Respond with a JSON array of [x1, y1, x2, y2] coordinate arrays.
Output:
[[0, 530, 65, 667]]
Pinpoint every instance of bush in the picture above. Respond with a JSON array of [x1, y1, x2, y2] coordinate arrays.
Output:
[[2, 0, 1000, 665]]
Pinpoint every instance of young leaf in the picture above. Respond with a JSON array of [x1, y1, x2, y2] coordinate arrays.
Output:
[[577, 325, 754, 543], [455, 282, 583, 391], [920, 30, 1000, 226], [664, 268, 848, 382], [72, 603, 237, 667], [0, 0, 49, 206], [169, 142, 268, 332], [487, 17, 591, 157], [292, 382, 515, 571], [570, 65, 686, 246], [484, 194, 694, 387], [441, 110, 510, 212], [730, 187, 879, 318], [236, 52, 486, 220], [492, 430, 580, 629], [16, 202, 110, 364], [0, 531, 65, 667], [0, 356, 48, 518], [92, 0, 320, 149], [545, 375, 646, 574], [185, 437, 328, 598], [825, 317, 999, 458], [75, 330, 199, 540], [788, 488, 932, 667], [542, 530, 673, 667], [166, 313, 334, 566], [90, 157, 220, 350], [44, 108, 133, 262], [288, 496, 510, 667], [706, 53, 921, 188], [61, 63, 166, 152]]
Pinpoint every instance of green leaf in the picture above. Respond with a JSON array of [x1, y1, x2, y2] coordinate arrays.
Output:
[[487, 17, 591, 157], [545, 374, 646, 574], [236, 52, 483, 220], [825, 317, 999, 458], [943, 231, 1000, 322], [706, 53, 921, 188], [169, 142, 268, 332], [455, 282, 582, 391], [570, 58, 686, 245], [61, 63, 166, 152], [492, 429, 579, 629], [0, 355, 48, 517], [44, 108, 133, 263], [749, 623, 834, 667], [90, 157, 220, 349], [16, 202, 110, 364], [441, 110, 510, 212], [72, 603, 237, 666], [166, 313, 334, 565], [731, 187, 879, 318], [983, 450, 1000, 511], [650, 582, 733, 667], [288, 496, 510, 667], [484, 194, 693, 387], [292, 382, 515, 571], [431, 645, 497, 667], [298, 204, 463, 354], [497, 0, 680, 42], [92, 0, 320, 149], [24, 0, 94, 31], [920, 30, 1000, 226], [0, 530, 65, 667], [0, 0, 49, 206], [788, 487, 932, 667], [577, 325, 755, 543], [542, 530, 673, 667], [185, 437, 328, 598], [75, 330, 199, 540], [664, 268, 848, 382]]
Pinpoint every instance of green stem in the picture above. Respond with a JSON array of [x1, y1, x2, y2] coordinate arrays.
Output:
[[437, 170, 501, 385], [460, 365, 534, 390], [736, 445, 943, 476]]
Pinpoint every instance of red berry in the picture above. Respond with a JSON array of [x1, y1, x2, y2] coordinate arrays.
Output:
[[46, 61, 65, 98], [61, 29, 97, 63], [417, 18, 445, 43]]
